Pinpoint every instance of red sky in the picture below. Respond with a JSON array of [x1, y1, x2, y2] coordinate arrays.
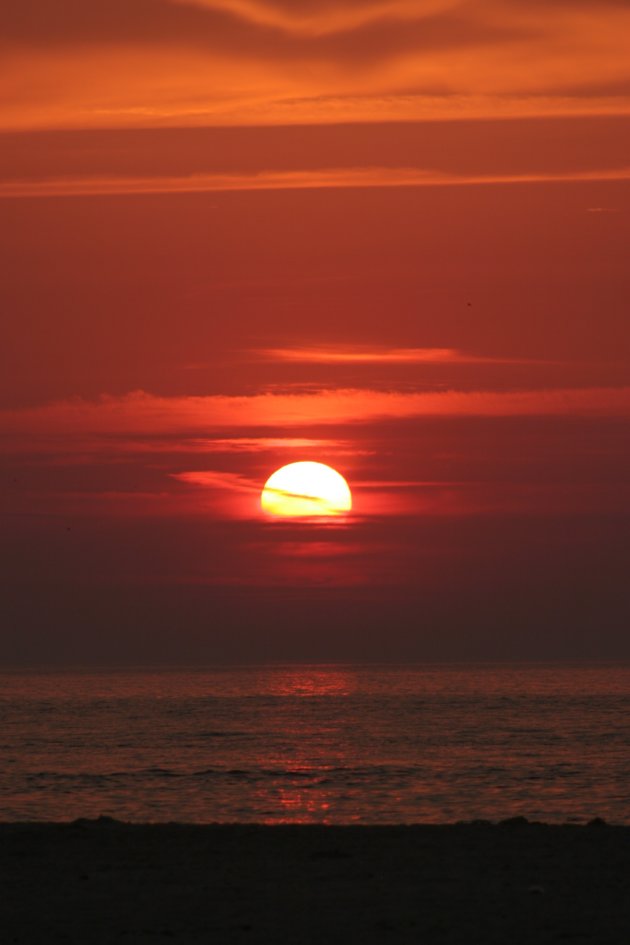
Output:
[[1, 0, 629, 663]]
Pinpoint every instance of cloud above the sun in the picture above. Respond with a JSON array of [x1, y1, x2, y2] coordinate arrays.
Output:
[[3, 386, 630, 439], [253, 345, 549, 365]]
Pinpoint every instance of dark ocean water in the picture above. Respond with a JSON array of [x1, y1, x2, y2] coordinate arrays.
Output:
[[1, 664, 630, 824]]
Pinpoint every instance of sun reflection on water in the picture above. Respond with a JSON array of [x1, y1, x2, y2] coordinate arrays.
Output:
[[263, 666, 357, 697]]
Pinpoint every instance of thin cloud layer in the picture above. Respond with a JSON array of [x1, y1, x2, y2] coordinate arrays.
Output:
[[3, 387, 630, 438], [255, 346, 549, 365], [3, 165, 630, 199], [2, 115, 629, 197], [177, 0, 466, 37], [1, 0, 629, 129], [0, 0, 517, 56]]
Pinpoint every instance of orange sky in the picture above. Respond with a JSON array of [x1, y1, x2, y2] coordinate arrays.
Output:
[[2, 0, 630, 130], [1, 0, 629, 663]]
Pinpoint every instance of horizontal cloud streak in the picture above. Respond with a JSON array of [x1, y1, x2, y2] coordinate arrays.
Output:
[[4, 117, 627, 182], [172, 469, 260, 493], [255, 346, 548, 365], [3, 165, 630, 198], [3, 387, 630, 437]]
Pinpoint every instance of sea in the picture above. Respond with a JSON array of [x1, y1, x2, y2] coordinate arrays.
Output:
[[1, 663, 630, 825]]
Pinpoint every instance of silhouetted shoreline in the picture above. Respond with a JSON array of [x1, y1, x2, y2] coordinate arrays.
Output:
[[1, 819, 627, 943]]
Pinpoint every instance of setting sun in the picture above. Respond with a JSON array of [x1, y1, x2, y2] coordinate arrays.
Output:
[[261, 462, 352, 517]]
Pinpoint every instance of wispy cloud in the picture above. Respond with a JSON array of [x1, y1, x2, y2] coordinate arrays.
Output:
[[254, 345, 546, 365], [195, 436, 362, 452], [3, 164, 630, 198], [3, 116, 629, 196], [176, 0, 465, 38], [0, 434, 365, 459], [3, 387, 630, 437], [171, 469, 260, 493], [2, 0, 630, 130]]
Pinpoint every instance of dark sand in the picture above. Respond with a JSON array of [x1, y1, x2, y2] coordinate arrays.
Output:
[[1, 819, 629, 944]]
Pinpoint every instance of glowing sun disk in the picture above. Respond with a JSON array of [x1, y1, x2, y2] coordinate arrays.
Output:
[[261, 461, 352, 517]]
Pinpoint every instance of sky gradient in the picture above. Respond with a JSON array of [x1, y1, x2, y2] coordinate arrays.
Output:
[[1, 0, 629, 663]]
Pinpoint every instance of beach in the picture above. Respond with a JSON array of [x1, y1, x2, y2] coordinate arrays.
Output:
[[1, 819, 627, 944]]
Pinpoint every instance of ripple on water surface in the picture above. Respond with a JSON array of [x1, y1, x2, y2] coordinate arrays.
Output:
[[1, 663, 630, 824]]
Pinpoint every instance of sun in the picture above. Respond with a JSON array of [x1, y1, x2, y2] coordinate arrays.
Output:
[[261, 462, 352, 517]]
